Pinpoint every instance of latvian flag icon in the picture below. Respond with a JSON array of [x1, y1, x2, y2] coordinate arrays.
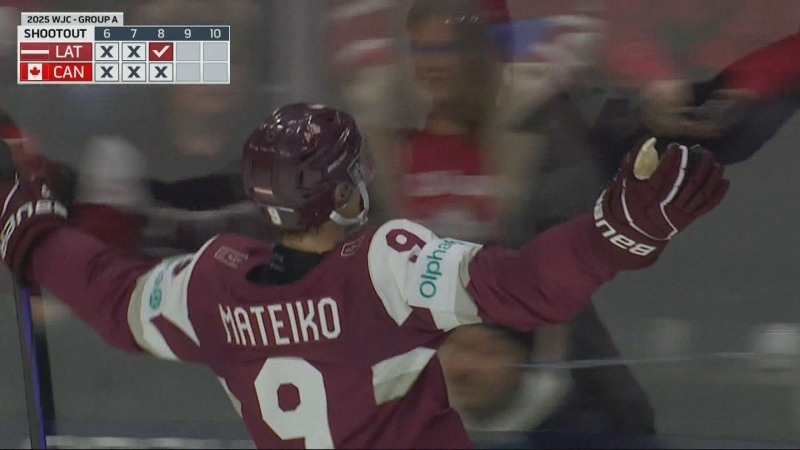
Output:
[[19, 43, 49, 61]]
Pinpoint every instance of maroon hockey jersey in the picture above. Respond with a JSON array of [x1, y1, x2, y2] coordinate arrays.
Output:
[[32, 215, 620, 448]]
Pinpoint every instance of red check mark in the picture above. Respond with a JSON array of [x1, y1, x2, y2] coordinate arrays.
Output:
[[148, 43, 173, 62]]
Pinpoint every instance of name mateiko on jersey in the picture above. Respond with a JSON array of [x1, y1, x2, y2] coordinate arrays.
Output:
[[126, 219, 485, 361], [129, 239, 343, 356]]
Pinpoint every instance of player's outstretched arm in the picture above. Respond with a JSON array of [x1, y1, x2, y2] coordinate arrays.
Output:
[[31, 229, 157, 352], [0, 151, 205, 361], [463, 138, 729, 331], [377, 138, 729, 333]]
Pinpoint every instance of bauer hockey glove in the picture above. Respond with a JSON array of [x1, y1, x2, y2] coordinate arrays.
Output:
[[592, 137, 730, 270], [0, 149, 68, 280]]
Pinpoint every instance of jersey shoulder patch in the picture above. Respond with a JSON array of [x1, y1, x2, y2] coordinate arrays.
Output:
[[367, 219, 483, 330], [200, 233, 272, 272], [367, 220, 437, 325]]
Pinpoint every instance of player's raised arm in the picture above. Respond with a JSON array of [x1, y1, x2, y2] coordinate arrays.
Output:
[[378, 138, 729, 332], [0, 148, 206, 362], [475, 138, 728, 330]]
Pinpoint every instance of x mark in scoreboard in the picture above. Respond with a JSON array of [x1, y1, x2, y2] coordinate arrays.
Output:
[[94, 63, 119, 82], [148, 63, 173, 82], [122, 43, 145, 61], [100, 65, 114, 78], [121, 63, 145, 82], [94, 42, 119, 61]]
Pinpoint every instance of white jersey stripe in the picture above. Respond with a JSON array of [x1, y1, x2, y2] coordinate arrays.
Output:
[[368, 219, 483, 332], [127, 236, 219, 360], [372, 347, 436, 405]]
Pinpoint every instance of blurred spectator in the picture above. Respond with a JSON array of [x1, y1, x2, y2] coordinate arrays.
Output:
[[334, 1, 658, 443], [72, 135, 151, 254], [342, 0, 603, 242], [0, 0, 47, 85], [637, 30, 799, 146], [536, 307, 656, 437], [601, 0, 800, 89], [513, 92, 607, 239], [506, 0, 800, 90], [503, 1, 799, 164], [69, 133, 272, 256], [588, 30, 800, 180], [126, 0, 262, 180], [442, 90, 657, 434], [327, 0, 403, 131], [440, 307, 655, 444], [439, 324, 570, 440], [592, 0, 800, 174], [334, 0, 580, 432], [61, 0, 276, 255]]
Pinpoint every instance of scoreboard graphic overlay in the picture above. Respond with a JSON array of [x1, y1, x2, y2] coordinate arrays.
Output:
[[18, 12, 230, 85]]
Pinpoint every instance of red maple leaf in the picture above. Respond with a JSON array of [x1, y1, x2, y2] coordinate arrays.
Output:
[[29, 66, 40, 76]]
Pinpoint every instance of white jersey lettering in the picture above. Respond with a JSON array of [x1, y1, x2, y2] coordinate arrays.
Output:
[[235, 307, 257, 347], [319, 297, 341, 339], [250, 306, 270, 346], [216, 297, 340, 348], [297, 300, 320, 342], [219, 304, 239, 345], [268, 304, 291, 345], [285, 302, 301, 343]]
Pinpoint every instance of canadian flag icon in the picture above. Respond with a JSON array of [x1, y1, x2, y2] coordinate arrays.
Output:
[[20, 63, 46, 81]]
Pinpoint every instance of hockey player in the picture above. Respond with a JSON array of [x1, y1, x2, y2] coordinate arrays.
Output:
[[0, 103, 729, 448]]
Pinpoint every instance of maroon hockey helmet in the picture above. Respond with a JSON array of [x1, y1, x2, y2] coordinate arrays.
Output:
[[241, 103, 373, 231]]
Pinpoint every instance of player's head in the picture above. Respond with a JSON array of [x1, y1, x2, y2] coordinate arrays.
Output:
[[241, 103, 372, 233]]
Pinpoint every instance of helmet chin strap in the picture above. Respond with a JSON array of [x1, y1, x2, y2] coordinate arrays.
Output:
[[330, 180, 369, 229]]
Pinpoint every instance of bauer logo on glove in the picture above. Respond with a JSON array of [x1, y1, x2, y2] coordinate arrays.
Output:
[[0, 131, 68, 279], [0, 183, 68, 260], [593, 136, 730, 269]]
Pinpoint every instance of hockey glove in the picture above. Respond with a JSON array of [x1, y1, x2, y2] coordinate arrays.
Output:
[[592, 137, 730, 270], [0, 149, 68, 280]]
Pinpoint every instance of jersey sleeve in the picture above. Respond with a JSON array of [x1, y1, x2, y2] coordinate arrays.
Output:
[[124, 237, 218, 362], [368, 220, 485, 332], [31, 227, 214, 363], [368, 216, 621, 333]]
